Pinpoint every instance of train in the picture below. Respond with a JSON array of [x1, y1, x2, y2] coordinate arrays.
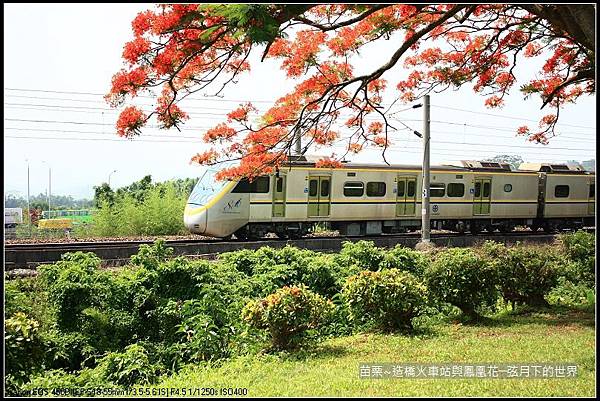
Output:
[[184, 157, 595, 239], [4, 208, 23, 229]]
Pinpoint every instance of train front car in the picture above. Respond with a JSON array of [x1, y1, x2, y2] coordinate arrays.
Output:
[[184, 170, 249, 238]]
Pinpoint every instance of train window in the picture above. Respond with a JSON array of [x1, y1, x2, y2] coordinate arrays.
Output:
[[447, 183, 465, 197], [231, 176, 270, 193], [483, 182, 490, 197], [276, 177, 283, 192], [367, 182, 386, 197], [474, 182, 481, 197], [504, 184, 512, 192], [555, 185, 569, 198], [321, 179, 330, 197], [309, 180, 318, 197], [344, 182, 364, 197], [590, 184, 595, 198], [430, 183, 445, 197], [398, 181, 405, 197], [407, 181, 416, 197]]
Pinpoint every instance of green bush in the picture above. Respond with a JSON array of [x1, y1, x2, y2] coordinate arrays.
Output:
[[130, 239, 175, 270], [242, 285, 334, 350], [425, 248, 499, 319], [5, 278, 51, 327], [95, 344, 163, 386], [319, 293, 354, 337], [381, 245, 429, 277], [334, 240, 385, 271], [39, 252, 102, 331], [559, 230, 596, 286], [174, 298, 234, 362], [221, 246, 339, 297], [547, 277, 595, 307], [5, 312, 45, 384], [91, 182, 187, 237], [218, 248, 260, 275], [480, 242, 571, 307], [343, 269, 429, 331]]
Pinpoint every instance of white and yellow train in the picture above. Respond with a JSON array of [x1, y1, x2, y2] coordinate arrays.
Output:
[[184, 158, 595, 239]]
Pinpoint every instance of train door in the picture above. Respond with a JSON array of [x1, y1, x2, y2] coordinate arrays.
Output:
[[473, 177, 492, 215], [308, 176, 331, 217], [396, 176, 417, 216], [588, 179, 595, 215], [272, 175, 286, 217]]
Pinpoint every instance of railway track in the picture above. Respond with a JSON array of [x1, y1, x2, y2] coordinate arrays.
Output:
[[5, 230, 584, 272]]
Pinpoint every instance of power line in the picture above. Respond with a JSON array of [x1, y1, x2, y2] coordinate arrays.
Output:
[[5, 87, 595, 129], [4, 118, 220, 131], [431, 104, 595, 130], [5, 127, 210, 140], [5, 135, 205, 144], [428, 120, 594, 138], [3, 100, 270, 113], [3, 104, 248, 121], [4, 87, 281, 104], [7, 133, 592, 158]]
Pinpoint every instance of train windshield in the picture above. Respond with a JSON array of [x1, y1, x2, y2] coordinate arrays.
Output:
[[187, 166, 231, 206]]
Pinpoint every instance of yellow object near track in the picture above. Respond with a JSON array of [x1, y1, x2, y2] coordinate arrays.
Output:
[[38, 219, 73, 230]]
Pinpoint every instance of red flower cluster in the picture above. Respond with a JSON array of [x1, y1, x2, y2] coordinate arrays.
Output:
[[122, 37, 151, 65], [203, 123, 237, 142], [227, 103, 257, 123], [190, 149, 219, 165], [116, 106, 147, 138], [315, 157, 343, 169]]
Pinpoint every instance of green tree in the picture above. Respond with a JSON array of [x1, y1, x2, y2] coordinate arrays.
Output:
[[484, 154, 525, 170]]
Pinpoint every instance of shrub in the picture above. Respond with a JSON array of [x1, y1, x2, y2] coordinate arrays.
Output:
[[39, 252, 102, 331], [343, 269, 429, 331], [334, 240, 385, 271], [242, 285, 334, 350], [381, 245, 430, 277], [130, 240, 174, 270], [319, 293, 354, 337], [41, 330, 96, 371], [5, 312, 45, 384], [221, 246, 339, 297], [425, 248, 499, 319], [95, 344, 163, 387], [91, 183, 187, 237], [559, 230, 596, 286], [547, 277, 595, 307], [5, 278, 52, 328], [480, 242, 571, 307], [174, 298, 234, 362], [218, 248, 260, 275], [20, 370, 81, 397]]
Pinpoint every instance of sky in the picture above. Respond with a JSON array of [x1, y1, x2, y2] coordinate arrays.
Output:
[[3, 3, 596, 199]]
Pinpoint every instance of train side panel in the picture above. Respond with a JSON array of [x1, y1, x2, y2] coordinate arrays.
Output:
[[543, 174, 595, 218], [485, 173, 539, 219]]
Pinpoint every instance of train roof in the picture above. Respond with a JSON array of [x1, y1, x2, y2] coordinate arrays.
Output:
[[282, 156, 594, 174]]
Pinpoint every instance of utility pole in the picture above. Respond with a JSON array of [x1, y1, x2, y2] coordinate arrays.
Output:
[[108, 170, 117, 187], [41, 160, 51, 218], [26, 159, 31, 233], [419, 95, 431, 246], [48, 167, 52, 216]]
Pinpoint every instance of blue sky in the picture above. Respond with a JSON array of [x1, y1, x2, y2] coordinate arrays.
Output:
[[4, 3, 596, 199]]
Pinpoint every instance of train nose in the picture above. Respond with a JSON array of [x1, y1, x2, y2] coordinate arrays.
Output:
[[184, 205, 207, 234]]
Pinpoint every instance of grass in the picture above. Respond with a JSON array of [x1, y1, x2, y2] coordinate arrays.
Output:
[[156, 305, 595, 397]]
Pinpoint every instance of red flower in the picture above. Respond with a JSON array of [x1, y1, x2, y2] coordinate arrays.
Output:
[[116, 106, 147, 137], [315, 157, 343, 169]]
